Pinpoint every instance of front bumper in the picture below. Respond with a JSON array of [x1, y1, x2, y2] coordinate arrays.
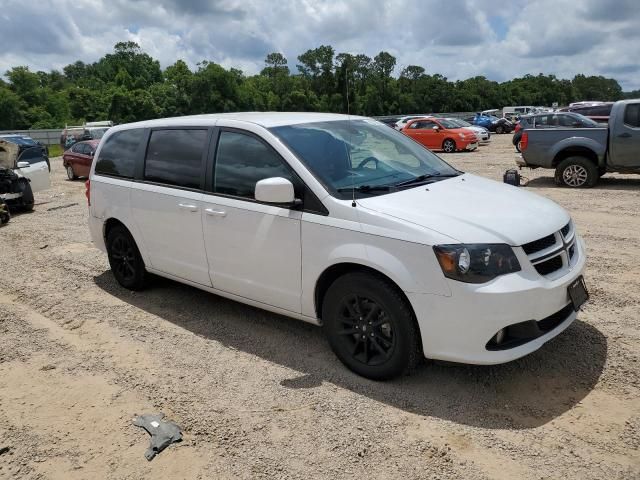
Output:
[[407, 236, 587, 365]]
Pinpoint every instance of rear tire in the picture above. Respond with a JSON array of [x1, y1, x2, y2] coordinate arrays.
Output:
[[322, 272, 421, 380], [554, 157, 599, 188], [106, 225, 148, 290], [442, 139, 456, 153], [66, 165, 78, 180], [496, 125, 505, 134]]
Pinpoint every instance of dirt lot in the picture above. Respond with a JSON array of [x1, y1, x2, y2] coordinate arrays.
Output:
[[1, 134, 639, 479]]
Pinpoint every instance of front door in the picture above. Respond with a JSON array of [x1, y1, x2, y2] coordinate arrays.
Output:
[[202, 129, 302, 313], [130, 128, 211, 286], [406, 120, 440, 149], [610, 102, 640, 168], [16, 147, 50, 192]]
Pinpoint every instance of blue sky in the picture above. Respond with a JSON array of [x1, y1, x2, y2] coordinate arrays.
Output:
[[1, 0, 638, 91]]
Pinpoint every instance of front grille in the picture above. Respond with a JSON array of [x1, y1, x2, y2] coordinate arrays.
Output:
[[522, 234, 556, 255], [521, 220, 578, 278], [534, 255, 563, 275]]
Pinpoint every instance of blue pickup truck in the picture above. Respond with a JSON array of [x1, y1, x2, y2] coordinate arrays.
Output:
[[517, 99, 640, 187]]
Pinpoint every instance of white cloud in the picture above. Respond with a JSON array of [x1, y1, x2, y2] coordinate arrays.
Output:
[[0, 0, 638, 90]]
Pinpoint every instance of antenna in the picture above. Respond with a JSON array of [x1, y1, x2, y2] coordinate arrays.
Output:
[[345, 65, 356, 208]]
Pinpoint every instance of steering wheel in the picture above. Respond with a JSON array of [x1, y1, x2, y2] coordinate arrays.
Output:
[[357, 156, 379, 170]]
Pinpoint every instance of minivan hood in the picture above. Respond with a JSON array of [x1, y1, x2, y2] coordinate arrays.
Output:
[[357, 174, 569, 245]]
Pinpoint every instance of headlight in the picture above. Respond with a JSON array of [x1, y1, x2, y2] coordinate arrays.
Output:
[[491, 120, 498, 124], [433, 244, 521, 283]]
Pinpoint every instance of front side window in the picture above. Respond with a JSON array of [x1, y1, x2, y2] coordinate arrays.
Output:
[[270, 119, 459, 198], [623, 103, 640, 128], [95, 129, 145, 178], [144, 129, 207, 189], [17, 146, 46, 165], [214, 130, 295, 198]]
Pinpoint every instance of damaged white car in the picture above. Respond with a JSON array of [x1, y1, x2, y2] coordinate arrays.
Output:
[[0, 139, 50, 211]]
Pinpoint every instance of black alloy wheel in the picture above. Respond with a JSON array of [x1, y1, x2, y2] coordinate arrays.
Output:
[[335, 294, 396, 367], [323, 272, 420, 380], [106, 225, 147, 290]]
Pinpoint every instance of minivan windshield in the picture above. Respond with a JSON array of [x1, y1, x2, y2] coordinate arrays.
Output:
[[270, 119, 460, 198]]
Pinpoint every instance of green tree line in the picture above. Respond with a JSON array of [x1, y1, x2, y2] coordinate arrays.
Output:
[[0, 41, 634, 130]]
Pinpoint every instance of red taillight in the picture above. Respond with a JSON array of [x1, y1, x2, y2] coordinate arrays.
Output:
[[515, 123, 521, 132], [85, 179, 91, 206], [521, 132, 529, 151]]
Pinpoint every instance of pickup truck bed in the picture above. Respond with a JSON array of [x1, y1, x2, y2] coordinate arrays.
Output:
[[520, 127, 608, 169]]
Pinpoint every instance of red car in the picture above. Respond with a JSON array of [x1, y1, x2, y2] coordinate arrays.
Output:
[[401, 118, 478, 153], [62, 139, 99, 180]]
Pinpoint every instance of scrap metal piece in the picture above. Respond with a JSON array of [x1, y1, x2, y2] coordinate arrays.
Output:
[[132, 413, 182, 461]]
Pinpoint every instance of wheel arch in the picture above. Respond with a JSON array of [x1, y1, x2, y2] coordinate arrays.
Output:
[[552, 146, 600, 168], [314, 263, 423, 352]]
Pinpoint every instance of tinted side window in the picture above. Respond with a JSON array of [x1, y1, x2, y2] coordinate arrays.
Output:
[[95, 129, 145, 178], [214, 131, 294, 199], [623, 103, 640, 127], [559, 115, 577, 127], [17, 147, 46, 165], [144, 129, 207, 189]]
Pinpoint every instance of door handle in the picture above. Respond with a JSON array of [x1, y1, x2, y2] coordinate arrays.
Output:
[[205, 208, 227, 217], [617, 132, 632, 138], [178, 203, 199, 212]]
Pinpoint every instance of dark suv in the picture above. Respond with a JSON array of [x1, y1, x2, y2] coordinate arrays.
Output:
[[558, 103, 613, 123], [512, 112, 599, 152]]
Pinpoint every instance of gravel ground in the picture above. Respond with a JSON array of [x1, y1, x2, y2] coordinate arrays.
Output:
[[0, 134, 638, 479]]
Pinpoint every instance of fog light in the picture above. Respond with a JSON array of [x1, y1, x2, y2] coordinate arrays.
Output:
[[495, 328, 506, 344]]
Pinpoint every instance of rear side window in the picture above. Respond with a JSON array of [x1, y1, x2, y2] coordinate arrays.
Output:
[[95, 129, 145, 178], [623, 103, 640, 127], [144, 129, 208, 189], [214, 130, 294, 198]]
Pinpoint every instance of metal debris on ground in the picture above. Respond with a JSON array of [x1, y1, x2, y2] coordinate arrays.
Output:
[[46, 202, 78, 211], [132, 413, 182, 461]]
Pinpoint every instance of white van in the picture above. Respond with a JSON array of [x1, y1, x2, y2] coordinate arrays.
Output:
[[87, 113, 588, 379], [502, 106, 537, 121]]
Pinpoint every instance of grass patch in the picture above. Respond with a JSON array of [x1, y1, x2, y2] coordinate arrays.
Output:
[[48, 144, 63, 157]]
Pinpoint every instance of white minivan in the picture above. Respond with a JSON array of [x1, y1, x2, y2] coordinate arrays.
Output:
[[87, 113, 588, 379]]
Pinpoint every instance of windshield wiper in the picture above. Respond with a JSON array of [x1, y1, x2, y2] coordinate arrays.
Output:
[[336, 184, 395, 193], [394, 172, 460, 188]]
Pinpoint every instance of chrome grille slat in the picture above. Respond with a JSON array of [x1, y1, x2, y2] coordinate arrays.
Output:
[[522, 221, 575, 277]]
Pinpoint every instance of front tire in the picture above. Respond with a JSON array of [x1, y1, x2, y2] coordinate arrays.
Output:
[[66, 165, 78, 180], [555, 157, 599, 188], [16, 179, 34, 211], [322, 272, 421, 380], [495, 125, 505, 134], [106, 225, 147, 290], [442, 139, 456, 153]]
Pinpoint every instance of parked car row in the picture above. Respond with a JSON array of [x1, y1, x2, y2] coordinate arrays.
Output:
[[464, 113, 515, 134]]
